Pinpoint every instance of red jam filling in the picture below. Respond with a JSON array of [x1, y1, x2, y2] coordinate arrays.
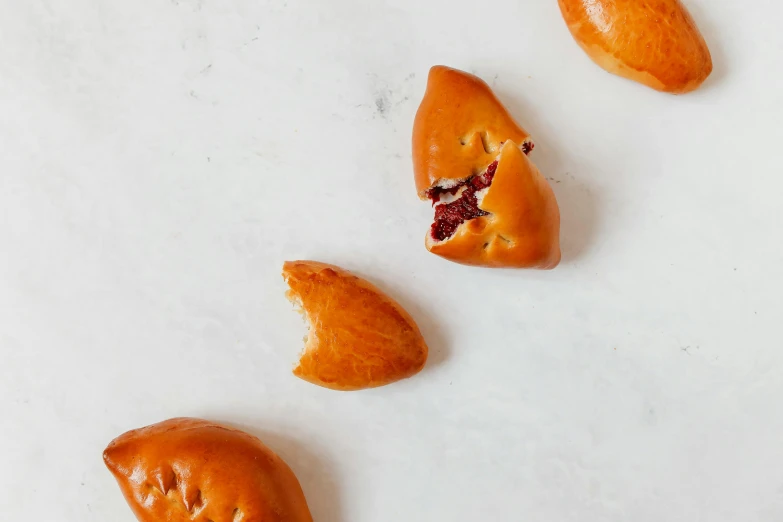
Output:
[[428, 161, 498, 242], [499, 140, 534, 154]]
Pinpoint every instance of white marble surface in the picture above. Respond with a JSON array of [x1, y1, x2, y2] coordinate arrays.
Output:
[[2, 0, 782, 520]]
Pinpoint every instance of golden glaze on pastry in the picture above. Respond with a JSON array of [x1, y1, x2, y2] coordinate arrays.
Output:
[[412, 65, 532, 197], [283, 261, 428, 391], [413, 66, 561, 268], [103, 418, 313, 522], [425, 142, 560, 268], [558, 0, 712, 93]]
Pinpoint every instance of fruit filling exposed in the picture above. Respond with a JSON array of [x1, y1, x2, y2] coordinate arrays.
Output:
[[428, 161, 497, 242]]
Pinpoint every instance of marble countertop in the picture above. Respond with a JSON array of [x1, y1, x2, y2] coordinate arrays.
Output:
[[2, 0, 782, 520]]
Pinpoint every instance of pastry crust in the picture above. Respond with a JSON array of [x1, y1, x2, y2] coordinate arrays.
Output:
[[558, 0, 712, 93], [103, 418, 313, 522], [426, 142, 561, 269], [412, 66, 560, 269], [283, 261, 428, 391], [412, 65, 532, 198]]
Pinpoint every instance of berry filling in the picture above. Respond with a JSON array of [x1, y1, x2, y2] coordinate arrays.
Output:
[[428, 161, 498, 242], [425, 140, 533, 242]]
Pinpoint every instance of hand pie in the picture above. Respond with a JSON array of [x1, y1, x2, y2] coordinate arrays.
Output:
[[103, 418, 313, 522], [412, 66, 561, 269], [558, 0, 712, 93], [283, 260, 428, 391]]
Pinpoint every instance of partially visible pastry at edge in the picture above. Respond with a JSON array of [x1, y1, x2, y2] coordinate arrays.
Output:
[[413, 65, 561, 269], [283, 260, 428, 391], [558, 0, 712, 94], [103, 418, 313, 522]]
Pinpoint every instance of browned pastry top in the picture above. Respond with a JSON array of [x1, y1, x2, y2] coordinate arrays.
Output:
[[283, 260, 428, 391], [412, 65, 531, 197], [103, 418, 313, 522], [412, 66, 561, 269], [426, 142, 561, 269], [558, 0, 712, 93]]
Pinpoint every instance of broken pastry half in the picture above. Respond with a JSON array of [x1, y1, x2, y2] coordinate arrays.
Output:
[[558, 0, 712, 94], [103, 418, 313, 522], [283, 260, 428, 391], [412, 65, 561, 269]]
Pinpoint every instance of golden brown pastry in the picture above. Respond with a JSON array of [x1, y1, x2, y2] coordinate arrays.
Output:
[[283, 260, 428, 391], [412, 66, 560, 269], [558, 0, 712, 94], [103, 418, 313, 522]]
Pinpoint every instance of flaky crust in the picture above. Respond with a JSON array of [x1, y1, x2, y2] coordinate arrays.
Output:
[[412, 65, 531, 197], [558, 0, 712, 93], [103, 418, 313, 522], [283, 261, 428, 391], [426, 142, 561, 268]]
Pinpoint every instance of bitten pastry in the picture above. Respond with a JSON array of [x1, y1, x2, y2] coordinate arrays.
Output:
[[103, 418, 313, 522], [557, 0, 712, 94], [412, 65, 560, 269], [283, 260, 428, 391]]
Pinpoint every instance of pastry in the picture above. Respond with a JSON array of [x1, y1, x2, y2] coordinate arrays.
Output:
[[558, 0, 712, 93], [283, 260, 428, 391], [412, 66, 561, 268], [103, 418, 313, 522]]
